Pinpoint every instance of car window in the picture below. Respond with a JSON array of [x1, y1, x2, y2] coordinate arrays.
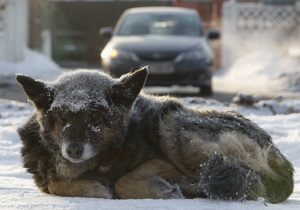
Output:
[[117, 12, 204, 37]]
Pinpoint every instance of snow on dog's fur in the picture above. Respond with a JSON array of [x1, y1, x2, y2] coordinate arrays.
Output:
[[16, 68, 294, 203]]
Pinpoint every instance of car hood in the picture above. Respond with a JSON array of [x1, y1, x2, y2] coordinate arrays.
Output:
[[108, 35, 209, 54]]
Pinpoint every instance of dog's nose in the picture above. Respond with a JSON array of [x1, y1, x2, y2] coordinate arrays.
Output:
[[66, 143, 84, 159]]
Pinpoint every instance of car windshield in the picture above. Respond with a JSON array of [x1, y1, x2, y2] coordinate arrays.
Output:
[[117, 11, 204, 37]]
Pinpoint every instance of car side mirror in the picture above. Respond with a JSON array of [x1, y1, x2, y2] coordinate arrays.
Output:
[[207, 29, 220, 40], [99, 27, 113, 39]]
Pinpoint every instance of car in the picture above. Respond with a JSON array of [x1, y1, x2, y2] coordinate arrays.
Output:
[[100, 7, 219, 95]]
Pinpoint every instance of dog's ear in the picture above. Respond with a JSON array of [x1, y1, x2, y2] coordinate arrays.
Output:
[[16, 74, 54, 111], [111, 67, 148, 107]]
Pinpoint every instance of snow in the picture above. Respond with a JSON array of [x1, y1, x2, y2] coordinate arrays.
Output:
[[1, 97, 300, 209], [0, 48, 61, 84], [214, 46, 300, 95], [0, 47, 300, 208], [227, 49, 300, 92]]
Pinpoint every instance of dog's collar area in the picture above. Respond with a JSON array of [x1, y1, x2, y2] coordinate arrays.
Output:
[[98, 145, 122, 173]]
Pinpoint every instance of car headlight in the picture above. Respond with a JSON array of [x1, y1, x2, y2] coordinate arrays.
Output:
[[101, 48, 138, 61], [176, 49, 211, 62]]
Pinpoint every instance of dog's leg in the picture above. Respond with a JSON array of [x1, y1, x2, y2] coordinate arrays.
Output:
[[48, 180, 113, 198], [114, 159, 184, 199]]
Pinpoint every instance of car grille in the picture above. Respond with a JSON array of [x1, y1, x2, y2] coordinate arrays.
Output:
[[137, 54, 178, 62]]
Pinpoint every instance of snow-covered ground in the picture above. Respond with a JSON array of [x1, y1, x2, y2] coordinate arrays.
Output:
[[0, 48, 61, 85], [0, 47, 300, 209], [1, 97, 300, 209]]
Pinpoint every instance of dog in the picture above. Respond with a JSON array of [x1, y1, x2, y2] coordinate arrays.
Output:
[[16, 67, 294, 203]]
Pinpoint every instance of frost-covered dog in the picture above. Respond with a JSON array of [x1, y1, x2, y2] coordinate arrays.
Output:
[[16, 68, 293, 203]]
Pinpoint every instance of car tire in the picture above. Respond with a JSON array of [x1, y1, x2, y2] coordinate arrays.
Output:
[[199, 85, 213, 96]]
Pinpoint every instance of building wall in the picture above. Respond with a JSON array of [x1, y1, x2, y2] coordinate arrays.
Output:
[[221, 1, 299, 68], [50, 1, 173, 66], [0, 0, 28, 62]]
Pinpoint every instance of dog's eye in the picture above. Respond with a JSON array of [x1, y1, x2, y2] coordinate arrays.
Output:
[[57, 113, 67, 122], [50, 109, 67, 122], [90, 110, 102, 122]]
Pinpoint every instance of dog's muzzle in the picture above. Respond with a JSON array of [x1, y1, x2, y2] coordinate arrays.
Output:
[[61, 142, 95, 163], [66, 143, 83, 159]]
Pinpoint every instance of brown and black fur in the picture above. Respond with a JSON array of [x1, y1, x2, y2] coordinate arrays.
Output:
[[16, 68, 294, 203]]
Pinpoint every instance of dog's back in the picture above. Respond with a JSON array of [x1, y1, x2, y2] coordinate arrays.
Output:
[[123, 93, 294, 202], [155, 103, 293, 202]]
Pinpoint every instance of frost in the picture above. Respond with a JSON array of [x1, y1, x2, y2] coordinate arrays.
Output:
[[49, 70, 115, 112], [90, 125, 101, 133], [63, 123, 71, 132]]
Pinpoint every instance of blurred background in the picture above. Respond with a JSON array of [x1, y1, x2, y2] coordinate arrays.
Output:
[[0, 0, 300, 101], [27, 0, 223, 69]]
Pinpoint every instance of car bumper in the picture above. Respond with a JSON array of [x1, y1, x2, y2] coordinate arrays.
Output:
[[102, 59, 212, 87]]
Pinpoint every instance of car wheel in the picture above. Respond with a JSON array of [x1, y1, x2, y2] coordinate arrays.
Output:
[[199, 85, 213, 96]]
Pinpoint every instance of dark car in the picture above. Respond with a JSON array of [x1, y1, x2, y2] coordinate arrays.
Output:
[[100, 7, 219, 95]]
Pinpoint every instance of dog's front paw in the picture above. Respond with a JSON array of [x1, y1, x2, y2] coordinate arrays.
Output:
[[150, 178, 184, 199], [84, 181, 114, 199], [48, 180, 114, 198], [160, 184, 184, 199]]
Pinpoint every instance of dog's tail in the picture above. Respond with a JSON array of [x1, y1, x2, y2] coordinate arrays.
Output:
[[259, 149, 294, 203], [200, 152, 294, 203], [200, 153, 255, 201]]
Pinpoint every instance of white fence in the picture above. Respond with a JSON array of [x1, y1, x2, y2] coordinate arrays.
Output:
[[0, 0, 28, 62], [221, 1, 300, 68]]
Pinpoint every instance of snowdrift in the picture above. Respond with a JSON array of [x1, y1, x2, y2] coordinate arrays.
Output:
[[0, 48, 61, 84]]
